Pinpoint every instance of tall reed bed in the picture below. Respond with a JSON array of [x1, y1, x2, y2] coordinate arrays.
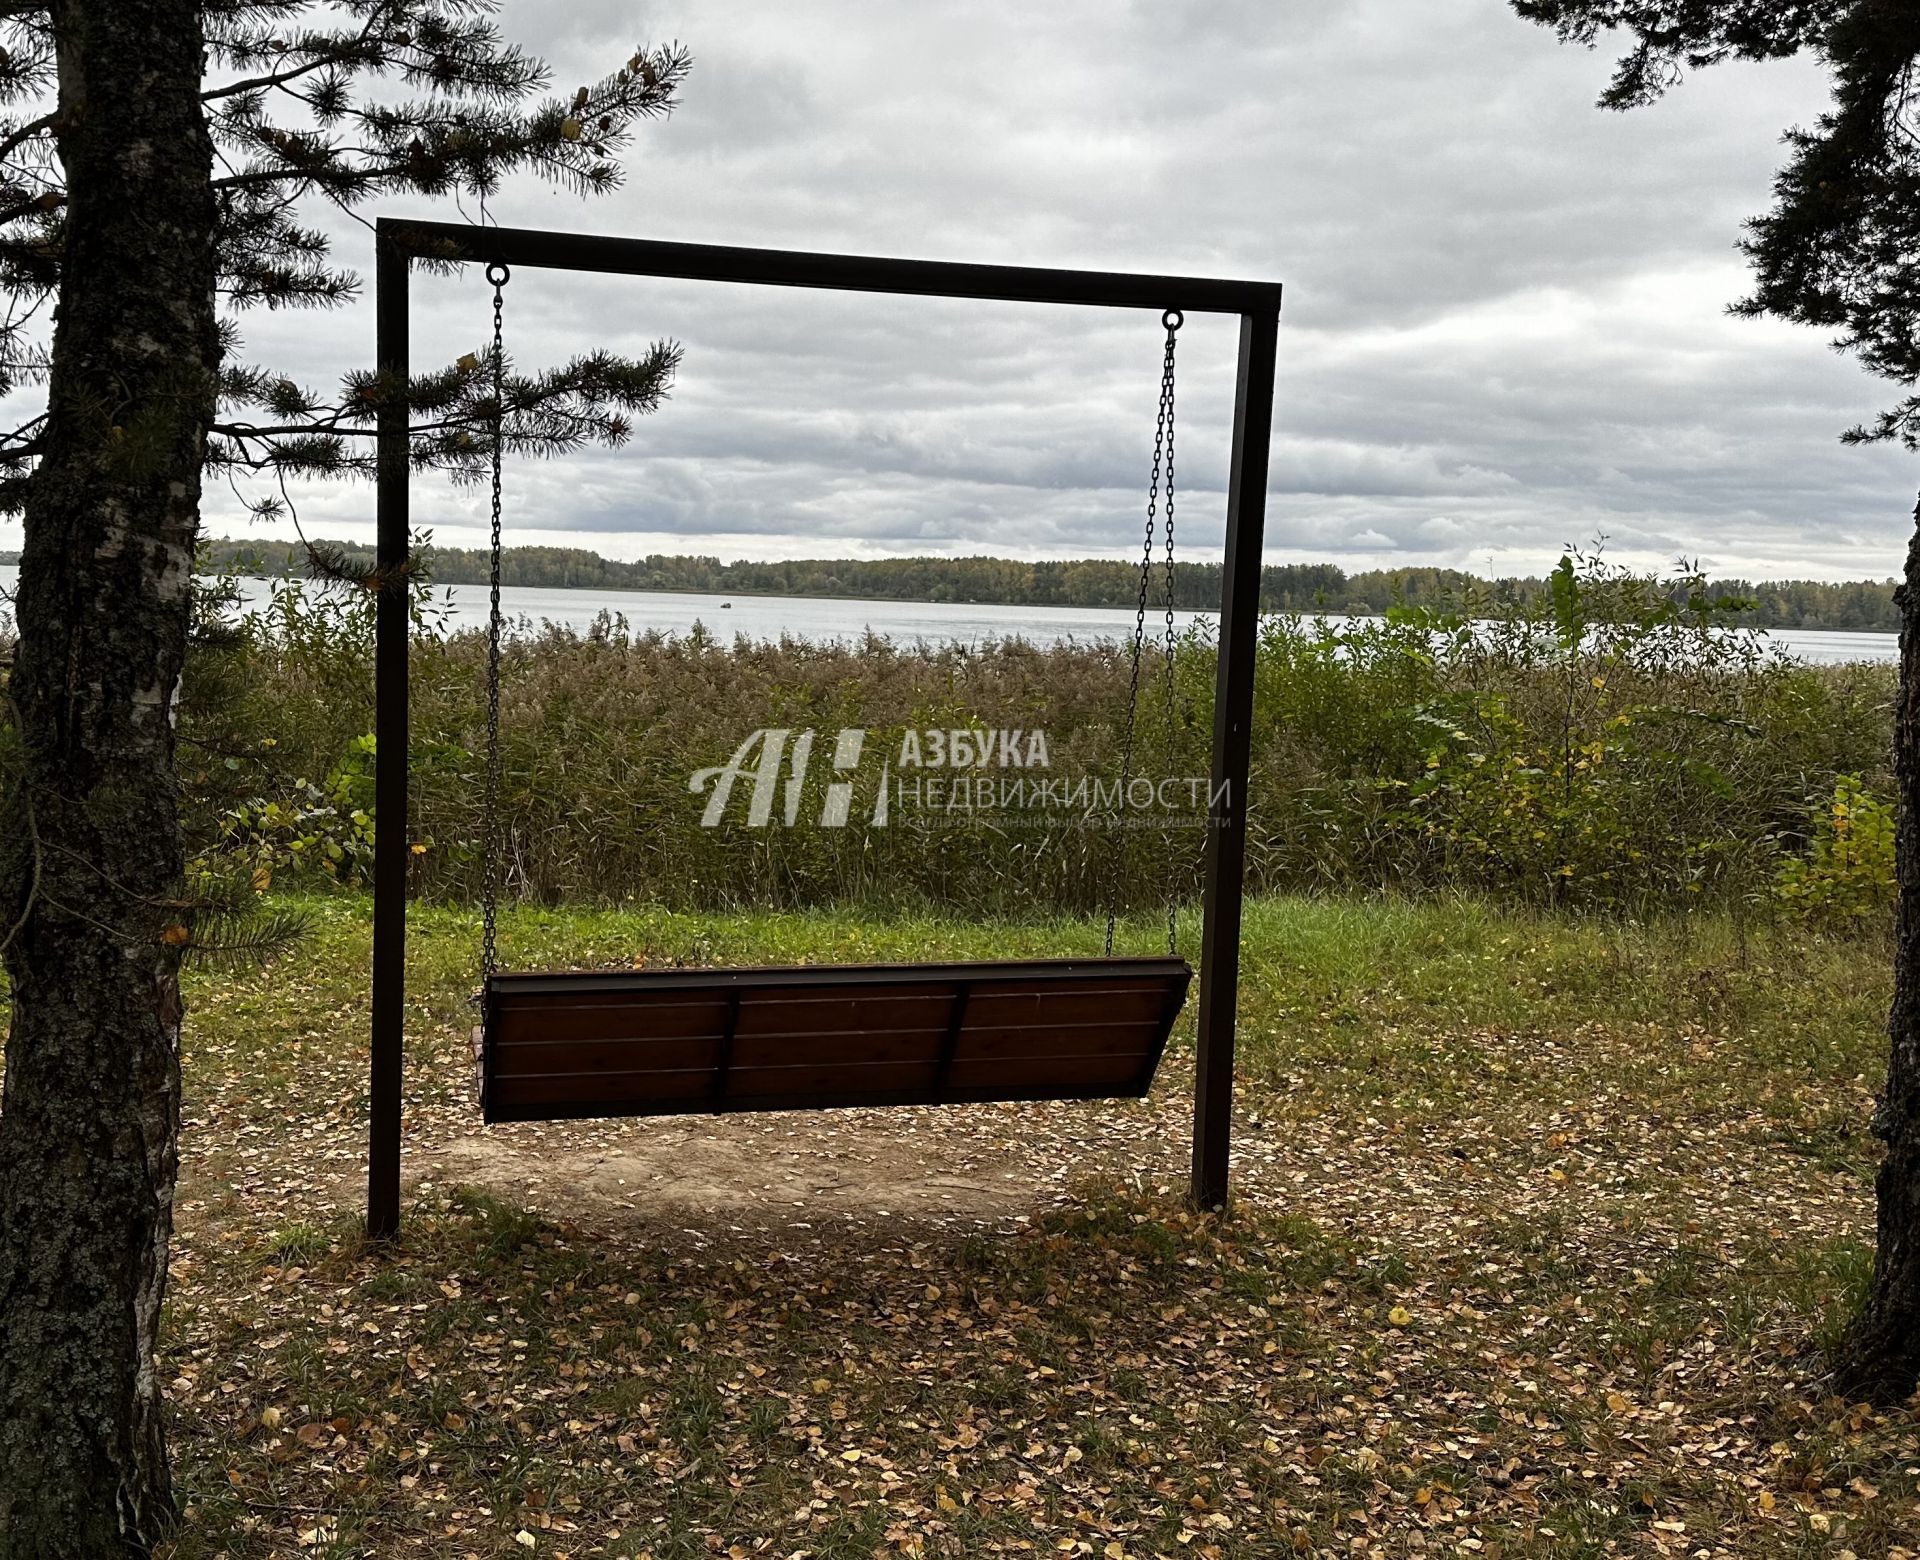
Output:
[[182, 562, 1895, 919]]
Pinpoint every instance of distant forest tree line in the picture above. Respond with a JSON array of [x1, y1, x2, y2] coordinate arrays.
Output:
[[128, 536, 1909, 633]]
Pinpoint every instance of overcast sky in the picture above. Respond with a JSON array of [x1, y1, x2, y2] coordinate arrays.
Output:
[[51, 0, 1920, 580]]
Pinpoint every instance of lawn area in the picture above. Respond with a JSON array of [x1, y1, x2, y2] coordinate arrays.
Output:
[[145, 894, 1915, 1558]]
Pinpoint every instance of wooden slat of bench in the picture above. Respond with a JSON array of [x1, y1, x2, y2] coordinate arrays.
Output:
[[489, 1069, 717, 1109], [486, 956, 1187, 994], [488, 990, 1167, 1054], [490, 1022, 1164, 1068], [731, 989, 955, 1034], [490, 995, 730, 1046], [964, 985, 1171, 1023], [942, 1051, 1152, 1091], [488, 1026, 1161, 1082], [955, 1019, 1164, 1061], [729, 1026, 949, 1068], [732, 1048, 1155, 1090], [723, 1059, 946, 1098], [499, 1019, 1154, 1072], [486, 1082, 1158, 1124], [477, 1047, 1161, 1109], [493, 990, 731, 1013], [488, 1035, 726, 1076], [487, 1069, 1159, 1120]]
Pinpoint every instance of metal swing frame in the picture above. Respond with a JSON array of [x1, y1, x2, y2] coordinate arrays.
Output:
[[368, 217, 1282, 1236]]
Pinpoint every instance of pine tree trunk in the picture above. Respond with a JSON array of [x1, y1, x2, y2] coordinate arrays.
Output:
[[0, 2, 217, 1553], [1840, 492, 1920, 1402]]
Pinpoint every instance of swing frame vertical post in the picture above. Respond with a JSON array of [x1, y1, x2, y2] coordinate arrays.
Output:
[[369, 228, 409, 1239], [1191, 307, 1279, 1212]]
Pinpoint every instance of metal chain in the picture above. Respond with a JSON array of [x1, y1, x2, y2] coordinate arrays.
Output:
[[1159, 315, 1179, 958], [1106, 309, 1181, 956], [480, 263, 510, 981]]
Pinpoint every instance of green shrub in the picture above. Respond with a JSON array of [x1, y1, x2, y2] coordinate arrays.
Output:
[[213, 734, 379, 889], [1237, 553, 1890, 911], [1776, 774, 1896, 927]]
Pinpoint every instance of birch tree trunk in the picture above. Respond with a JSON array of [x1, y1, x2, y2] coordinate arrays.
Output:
[[0, 1, 217, 1552]]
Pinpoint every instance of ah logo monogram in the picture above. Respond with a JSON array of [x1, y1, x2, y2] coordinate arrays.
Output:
[[690, 729, 889, 829]]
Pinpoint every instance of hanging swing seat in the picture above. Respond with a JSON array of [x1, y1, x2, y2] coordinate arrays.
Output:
[[465, 273, 1193, 1129], [476, 955, 1189, 1123]]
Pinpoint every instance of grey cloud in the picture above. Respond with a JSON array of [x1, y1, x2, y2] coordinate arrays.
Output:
[[147, 0, 1920, 586]]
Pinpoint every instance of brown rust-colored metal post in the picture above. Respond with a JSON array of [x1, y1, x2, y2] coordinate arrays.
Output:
[[1191, 307, 1279, 1210], [369, 228, 409, 1237]]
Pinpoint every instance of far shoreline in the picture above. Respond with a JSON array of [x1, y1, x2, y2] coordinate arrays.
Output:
[[0, 553, 1902, 641], [213, 569, 1906, 640]]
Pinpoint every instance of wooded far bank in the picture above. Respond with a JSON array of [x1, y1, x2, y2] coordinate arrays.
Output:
[[33, 536, 1896, 633]]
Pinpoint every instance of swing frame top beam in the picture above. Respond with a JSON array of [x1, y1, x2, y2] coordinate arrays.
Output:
[[377, 218, 1283, 314], [367, 218, 1282, 1236]]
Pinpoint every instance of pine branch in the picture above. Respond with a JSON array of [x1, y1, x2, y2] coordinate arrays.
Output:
[[180, 904, 313, 971], [0, 3, 696, 515]]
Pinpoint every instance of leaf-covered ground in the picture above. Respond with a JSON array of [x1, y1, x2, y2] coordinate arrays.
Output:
[[145, 896, 1916, 1558]]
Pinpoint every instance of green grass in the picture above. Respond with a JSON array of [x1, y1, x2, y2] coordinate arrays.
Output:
[[227, 888, 1894, 1067], [212, 888, 1890, 1144], [128, 891, 1916, 1557]]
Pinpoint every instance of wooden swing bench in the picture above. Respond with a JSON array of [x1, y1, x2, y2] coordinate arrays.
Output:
[[477, 956, 1189, 1123], [457, 257, 1196, 1131]]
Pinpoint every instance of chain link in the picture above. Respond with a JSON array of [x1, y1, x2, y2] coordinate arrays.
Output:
[[480, 263, 509, 981], [1106, 310, 1181, 957]]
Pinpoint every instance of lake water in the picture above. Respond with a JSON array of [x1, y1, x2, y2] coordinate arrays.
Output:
[[412, 580, 1222, 649], [0, 565, 1899, 663]]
